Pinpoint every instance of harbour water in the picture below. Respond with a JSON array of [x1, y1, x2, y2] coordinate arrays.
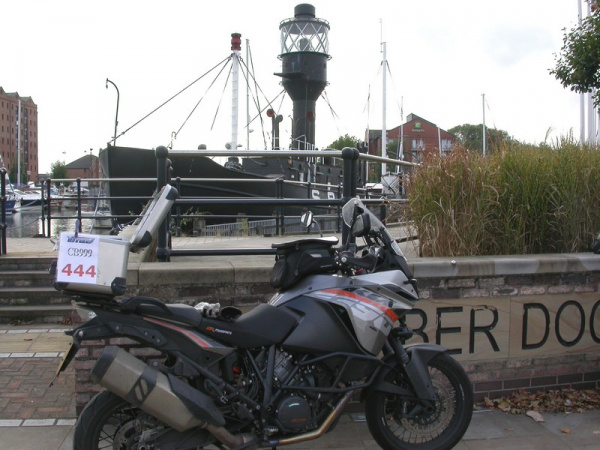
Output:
[[4, 209, 112, 238]]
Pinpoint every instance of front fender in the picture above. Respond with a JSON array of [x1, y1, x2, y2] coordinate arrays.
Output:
[[361, 343, 447, 402]]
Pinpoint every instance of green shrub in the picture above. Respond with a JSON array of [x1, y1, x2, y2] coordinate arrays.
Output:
[[406, 137, 600, 256]]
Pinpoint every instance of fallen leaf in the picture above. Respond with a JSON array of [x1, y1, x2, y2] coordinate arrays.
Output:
[[478, 389, 600, 414], [560, 428, 571, 434], [526, 410, 545, 423], [498, 400, 511, 412]]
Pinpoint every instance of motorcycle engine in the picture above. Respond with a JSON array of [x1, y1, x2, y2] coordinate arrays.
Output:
[[272, 350, 317, 433], [275, 395, 314, 432]]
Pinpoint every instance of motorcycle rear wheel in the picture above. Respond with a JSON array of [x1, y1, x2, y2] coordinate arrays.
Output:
[[73, 390, 153, 450], [365, 352, 473, 450]]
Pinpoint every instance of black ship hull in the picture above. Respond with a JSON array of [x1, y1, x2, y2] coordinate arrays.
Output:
[[99, 146, 343, 224]]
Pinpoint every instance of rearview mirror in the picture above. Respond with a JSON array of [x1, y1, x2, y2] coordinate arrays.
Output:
[[300, 210, 322, 237], [300, 211, 314, 228]]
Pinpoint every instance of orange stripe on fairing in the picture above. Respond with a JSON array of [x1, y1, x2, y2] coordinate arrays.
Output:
[[322, 289, 398, 322], [143, 316, 212, 348]]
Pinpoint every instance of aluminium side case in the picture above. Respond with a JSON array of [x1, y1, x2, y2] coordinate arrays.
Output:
[[129, 184, 179, 252], [53, 184, 178, 297]]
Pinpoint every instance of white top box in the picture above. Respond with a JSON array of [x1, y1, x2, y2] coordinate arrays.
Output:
[[54, 184, 178, 297]]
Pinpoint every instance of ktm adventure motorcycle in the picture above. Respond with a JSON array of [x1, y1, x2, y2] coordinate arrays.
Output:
[[54, 196, 473, 450]]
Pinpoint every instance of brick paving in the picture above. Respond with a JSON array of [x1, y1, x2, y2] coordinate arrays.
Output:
[[0, 329, 76, 422]]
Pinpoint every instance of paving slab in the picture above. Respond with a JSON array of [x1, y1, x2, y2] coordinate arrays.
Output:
[[0, 424, 73, 450]]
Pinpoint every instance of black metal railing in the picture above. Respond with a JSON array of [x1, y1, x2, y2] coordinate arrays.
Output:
[[0, 147, 415, 256], [168, 176, 344, 237], [154, 146, 362, 261]]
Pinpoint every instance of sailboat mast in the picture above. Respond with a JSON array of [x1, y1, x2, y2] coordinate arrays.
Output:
[[231, 33, 241, 151], [400, 96, 404, 163], [381, 41, 387, 175], [246, 38, 250, 150], [17, 98, 21, 186]]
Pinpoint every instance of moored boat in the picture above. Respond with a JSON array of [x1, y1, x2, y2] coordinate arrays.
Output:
[[2, 194, 17, 215], [99, 145, 343, 224], [100, 5, 359, 225]]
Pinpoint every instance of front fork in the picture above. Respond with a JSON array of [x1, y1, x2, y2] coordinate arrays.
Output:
[[387, 327, 446, 404]]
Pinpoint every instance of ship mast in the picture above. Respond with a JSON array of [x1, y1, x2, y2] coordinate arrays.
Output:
[[231, 33, 242, 151]]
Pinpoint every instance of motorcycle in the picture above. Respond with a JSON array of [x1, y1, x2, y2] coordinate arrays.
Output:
[[54, 195, 473, 450]]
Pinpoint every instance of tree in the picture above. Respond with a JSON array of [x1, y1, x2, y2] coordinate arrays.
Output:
[[327, 134, 360, 150], [49, 161, 70, 189], [448, 124, 513, 153], [551, 5, 600, 107]]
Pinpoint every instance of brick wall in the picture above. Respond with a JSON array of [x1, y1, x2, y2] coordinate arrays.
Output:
[[73, 253, 600, 413]]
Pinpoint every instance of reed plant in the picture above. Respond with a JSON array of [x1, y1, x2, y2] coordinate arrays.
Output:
[[406, 136, 600, 256]]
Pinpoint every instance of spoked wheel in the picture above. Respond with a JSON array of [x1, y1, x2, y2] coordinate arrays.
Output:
[[365, 353, 473, 450], [74, 390, 157, 450]]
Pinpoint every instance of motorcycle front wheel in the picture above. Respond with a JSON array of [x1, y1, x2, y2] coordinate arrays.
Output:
[[365, 352, 473, 450]]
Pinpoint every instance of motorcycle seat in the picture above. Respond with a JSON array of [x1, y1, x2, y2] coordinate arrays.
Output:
[[135, 301, 297, 349], [201, 303, 297, 349], [137, 302, 204, 328]]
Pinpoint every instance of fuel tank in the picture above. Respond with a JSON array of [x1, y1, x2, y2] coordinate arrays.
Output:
[[279, 296, 364, 354]]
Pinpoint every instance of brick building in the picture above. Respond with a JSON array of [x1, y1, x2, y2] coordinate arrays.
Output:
[[0, 87, 39, 184], [368, 113, 455, 164], [65, 154, 100, 189]]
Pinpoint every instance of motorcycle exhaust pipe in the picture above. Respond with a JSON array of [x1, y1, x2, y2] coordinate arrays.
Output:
[[91, 346, 225, 433], [265, 392, 352, 447]]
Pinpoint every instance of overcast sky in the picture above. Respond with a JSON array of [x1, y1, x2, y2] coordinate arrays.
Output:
[[2, 0, 591, 172]]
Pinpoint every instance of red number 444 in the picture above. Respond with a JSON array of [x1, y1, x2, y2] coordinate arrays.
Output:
[[61, 264, 97, 278]]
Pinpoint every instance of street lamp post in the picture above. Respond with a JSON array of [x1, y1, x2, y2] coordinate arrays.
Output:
[[105, 79, 120, 146]]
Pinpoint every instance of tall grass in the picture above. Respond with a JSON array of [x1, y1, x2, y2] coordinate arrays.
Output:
[[406, 137, 600, 256]]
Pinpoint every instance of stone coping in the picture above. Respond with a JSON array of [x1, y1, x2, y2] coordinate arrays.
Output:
[[124, 252, 600, 287], [409, 253, 600, 278]]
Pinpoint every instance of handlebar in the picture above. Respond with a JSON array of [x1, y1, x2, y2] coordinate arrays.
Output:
[[339, 251, 378, 271]]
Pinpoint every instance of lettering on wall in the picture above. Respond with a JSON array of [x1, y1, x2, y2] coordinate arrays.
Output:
[[405, 294, 600, 362]]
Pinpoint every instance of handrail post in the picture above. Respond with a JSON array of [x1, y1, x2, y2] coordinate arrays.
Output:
[[341, 147, 360, 244], [0, 168, 7, 255], [76, 178, 83, 232], [336, 182, 342, 233], [174, 176, 182, 237], [42, 179, 50, 236], [42, 181, 49, 232], [41, 178, 52, 237], [156, 146, 170, 262], [275, 178, 283, 236]]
